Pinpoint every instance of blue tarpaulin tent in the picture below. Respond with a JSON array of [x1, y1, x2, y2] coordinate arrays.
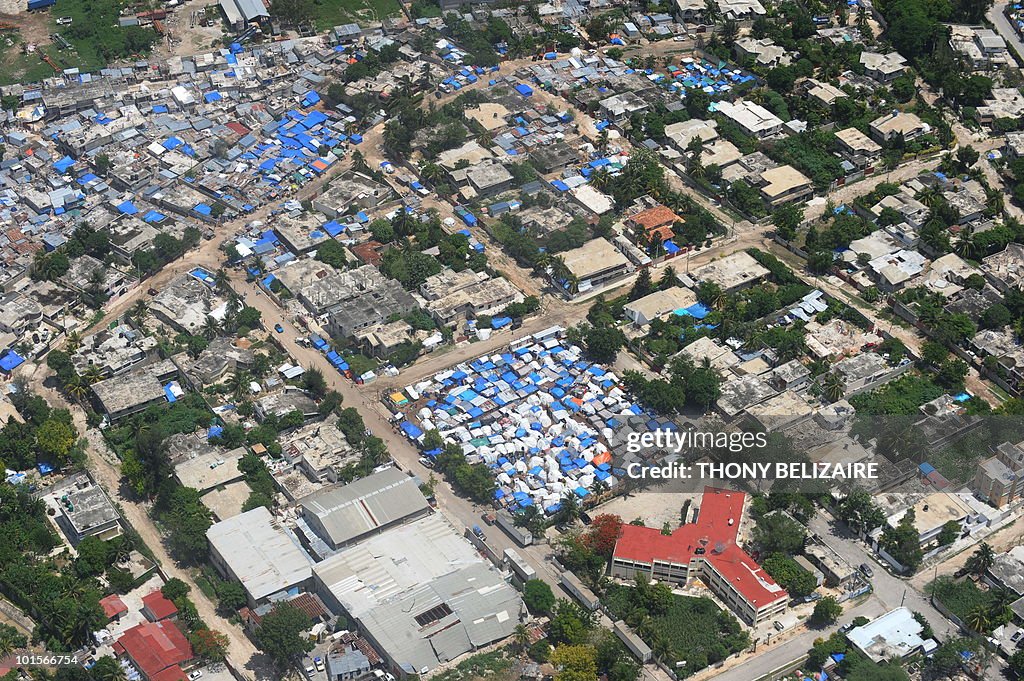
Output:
[[54, 156, 75, 173]]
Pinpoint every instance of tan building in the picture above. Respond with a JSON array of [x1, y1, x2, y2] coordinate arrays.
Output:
[[758, 165, 813, 205]]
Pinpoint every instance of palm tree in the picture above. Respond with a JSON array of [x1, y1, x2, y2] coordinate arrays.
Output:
[[822, 372, 845, 402], [65, 331, 82, 353], [82, 364, 104, 385], [589, 167, 611, 191], [917, 185, 942, 209], [652, 634, 676, 663], [966, 542, 995, 576], [129, 299, 149, 331], [558, 491, 581, 525], [214, 268, 231, 294], [421, 162, 443, 186], [0, 627, 24, 656], [91, 657, 128, 681], [229, 370, 252, 401], [564, 273, 580, 296], [966, 605, 990, 634], [512, 624, 530, 652], [201, 314, 221, 340], [65, 376, 88, 400], [477, 132, 494, 148], [955, 226, 976, 259]]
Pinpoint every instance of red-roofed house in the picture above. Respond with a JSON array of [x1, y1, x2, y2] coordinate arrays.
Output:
[[113, 621, 193, 681], [100, 594, 129, 621], [627, 205, 682, 246], [142, 591, 178, 621], [611, 486, 788, 625]]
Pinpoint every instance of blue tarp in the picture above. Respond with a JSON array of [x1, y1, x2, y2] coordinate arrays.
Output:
[[514, 83, 533, 97], [204, 92, 222, 103], [164, 384, 177, 403], [0, 349, 25, 372], [194, 203, 213, 216], [54, 156, 75, 173], [142, 210, 165, 223], [117, 200, 139, 215], [400, 421, 424, 439], [208, 425, 224, 440]]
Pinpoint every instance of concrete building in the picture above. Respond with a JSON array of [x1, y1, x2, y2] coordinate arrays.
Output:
[[611, 487, 788, 626], [419, 269, 524, 327], [831, 353, 900, 395], [253, 389, 319, 423], [54, 476, 122, 545], [982, 243, 1024, 293], [313, 172, 393, 219], [559, 238, 633, 295], [325, 280, 418, 338], [846, 608, 935, 663], [716, 0, 765, 19], [312, 513, 524, 676], [974, 440, 1024, 508], [716, 100, 784, 138], [734, 38, 791, 68], [91, 359, 179, 422], [835, 127, 882, 166], [299, 468, 431, 550], [758, 165, 813, 206], [691, 250, 770, 292], [173, 445, 246, 494], [949, 25, 1010, 71], [664, 119, 718, 153], [150, 274, 231, 335], [622, 286, 697, 327], [598, 92, 649, 123], [976, 88, 1024, 125], [207, 506, 314, 607], [869, 112, 929, 143], [859, 52, 909, 83], [280, 420, 361, 485]]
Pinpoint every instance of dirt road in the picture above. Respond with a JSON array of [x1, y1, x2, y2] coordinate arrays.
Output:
[[19, 361, 270, 679]]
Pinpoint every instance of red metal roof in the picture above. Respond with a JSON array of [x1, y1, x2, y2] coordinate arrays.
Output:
[[100, 594, 128, 619], [612, 486, 787, 609], [113, 621, 193, 680], [142, 591, 178, 621], [151, 666, 188, 681]]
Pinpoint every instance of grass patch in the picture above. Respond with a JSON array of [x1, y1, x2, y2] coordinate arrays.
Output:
[[603, 584, 750, 670], [848, 374, 944, 415], [928, 429, 990, 484], [345, 353, 379, 377], [431, 650, 513, 681], [193, 574, 217, 600], [51, 0, 158, 71], [927, 576, 1012, 632], [312, 0, 403, 30]]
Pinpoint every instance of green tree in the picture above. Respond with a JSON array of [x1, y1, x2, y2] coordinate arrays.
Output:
[[162, 487, 213, 562], [161, 577, 191, 602], [316, 240, 348, 269], [36, 417, 76, 464], [524, 579, 556, 614], [751, 513, 806, 555], [254, 603, 314, 668], [880, 507, 923, 573], [810, 596, 842, 627]]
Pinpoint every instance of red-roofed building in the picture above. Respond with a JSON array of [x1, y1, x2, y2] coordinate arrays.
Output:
[[100, 594, 129, 621], [611, 486, 788, 625], [113, 621, 194, 681], [151, 666, 188, 681], [627, 205, 682, 246], [142, 591, 178, 621]]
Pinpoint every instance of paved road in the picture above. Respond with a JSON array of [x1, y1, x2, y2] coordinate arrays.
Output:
[[807, 512, 957, 640], [989, 2, 1024, 63]]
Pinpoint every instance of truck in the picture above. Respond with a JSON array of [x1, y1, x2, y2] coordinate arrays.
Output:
[[472, 524, 486, 540], [504, 548, 536, 583], [27, 0, 56, 10], [495, 510, 533, 546], [560, 571, 600, 611]]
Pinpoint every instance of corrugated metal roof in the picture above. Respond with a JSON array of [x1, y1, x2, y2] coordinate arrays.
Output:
[[299, 468, 429, 548]]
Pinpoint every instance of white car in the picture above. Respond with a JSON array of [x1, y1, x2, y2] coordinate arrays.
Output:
[[188, 672, 203, 681], [56, 16, 73, 24]]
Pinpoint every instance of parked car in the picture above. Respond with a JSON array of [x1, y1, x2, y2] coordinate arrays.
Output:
[[56, 15, 72, 24], [418, 456, 434, 469], [773, 621, 784, 631], [472, 525, 486, 540], [274, 323, 284, 333], [188, 672, 203, 681], [839, 622, 854, 634], [482, 512, 496, 525], [1012, 630, 1024, 643], [859, 563, 874, 578]]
